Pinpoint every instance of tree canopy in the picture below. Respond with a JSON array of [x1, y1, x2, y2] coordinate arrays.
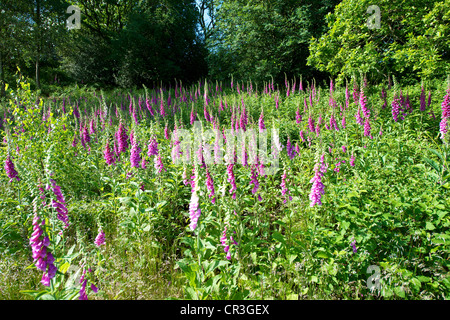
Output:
[[0, 0, 449, 95], [307, 0, 450, 83]]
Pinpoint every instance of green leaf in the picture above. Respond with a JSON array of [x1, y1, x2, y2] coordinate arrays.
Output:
[[425, 221, 435, 230], [410, 278, 421, 292], [272, 232, 286, 244], [316, 251, 330, 259], [394, 287, 406, 298], [417, 276, 431, 283], [59, 262, 71, 274], [185, 287, 198, 300]]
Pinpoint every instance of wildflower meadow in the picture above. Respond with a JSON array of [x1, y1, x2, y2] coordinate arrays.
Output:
[[0, 0, 449, 303], [1, 74, 449, 300]]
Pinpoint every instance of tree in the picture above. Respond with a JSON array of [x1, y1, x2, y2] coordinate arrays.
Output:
[[307, 0, 450, 83], [206, 0, 340, 85]]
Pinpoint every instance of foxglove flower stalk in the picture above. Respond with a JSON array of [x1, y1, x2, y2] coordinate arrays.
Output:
[[160, 95, 166, 117], [94, 228, 105, 247], [154, 155, 165, 173], [351, 238, 357, 253], [420, 86, 426, 112], [345, 84, 350, 109], [296, 107, 302, 124], [117, 122, 129, 153], [330, 114, 339, 131], [79, 269, 88, 300], [359, 88, 370, 119], [146, 98, 155, 117], [147, 137, 158, 157], [130, 138, 142, 168], [205, 169, 215, 204], [391, 95, 401, 122], [440, 89, 450, 140], [82, 125, 90, 144], [341, 115, 346, 129], [190, 108, 196, 125], [103, 142, 115, 165], [315, 123, 321, 137], [227, 164, 237, 199], [355, 107, 363, 125], [309, 164, 325, 207], [30, 210, 57, 287], [441, 89, 450, 119], [30, 213, 47, 272], [204, 105, 211, 122], [352, 83, 359, 104], [280, 170, 292, 204], [381, 87, 387, 109], [172, 128, 181, 163], [364, 117, 371, 137], [4, 156, 19, 182], [308, 116, 315, 133], [89, 119, 96, 135], [258, 111, 266, 130], [220, 225, 231, 260], [189, 168, 201, 231], [164, 124, 170, 140], [350, 154, 356, 167], [299, 130, 305, 142], [49, 179, 69, 230], [250, 165, 259, 195], [286, 137, 295, 159]]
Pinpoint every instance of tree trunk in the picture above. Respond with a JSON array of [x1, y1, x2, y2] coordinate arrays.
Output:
[[35, 0, 41, 89]]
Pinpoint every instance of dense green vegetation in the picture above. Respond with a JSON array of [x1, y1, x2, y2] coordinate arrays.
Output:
[[0, 0, 449, 301]]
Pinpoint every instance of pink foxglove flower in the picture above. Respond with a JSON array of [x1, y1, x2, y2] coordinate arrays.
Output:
[[4, 156, 19, 182], [350, 154, 356, 167], [309, 165, 325, 207], [189, 168, 201, 231], [280, 170, 292, 204], [117, 122, 129, 153], [364, 117, 371, 137], [250, 165, 259, 195], [296, 107, 302, 124], [308, 116, 315, 133], [258, 111, 265, 130], [49, 179, 69, 229], [130, 138, 142, 168], [220, 225, 231, 260], [205, 169, 215, 204], [227, 164, 237, 199], [286, 137, 295, 159], [94, 228, 105, 247], [103, 142, 115, 165], [359, 88, 370, 119], [154, 155, 165, 173], [392, 95, 401, 122], [147, 137, 159, 157], [355, 107, 363, 125]]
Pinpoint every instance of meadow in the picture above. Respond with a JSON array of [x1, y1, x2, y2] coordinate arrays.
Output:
[[0, 75, 449, 300]]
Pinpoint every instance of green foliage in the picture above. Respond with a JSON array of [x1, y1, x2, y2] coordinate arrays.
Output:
[[1, 75, 450, 300], [307, 0, 450, 83], [208, 0, 340, 84]]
